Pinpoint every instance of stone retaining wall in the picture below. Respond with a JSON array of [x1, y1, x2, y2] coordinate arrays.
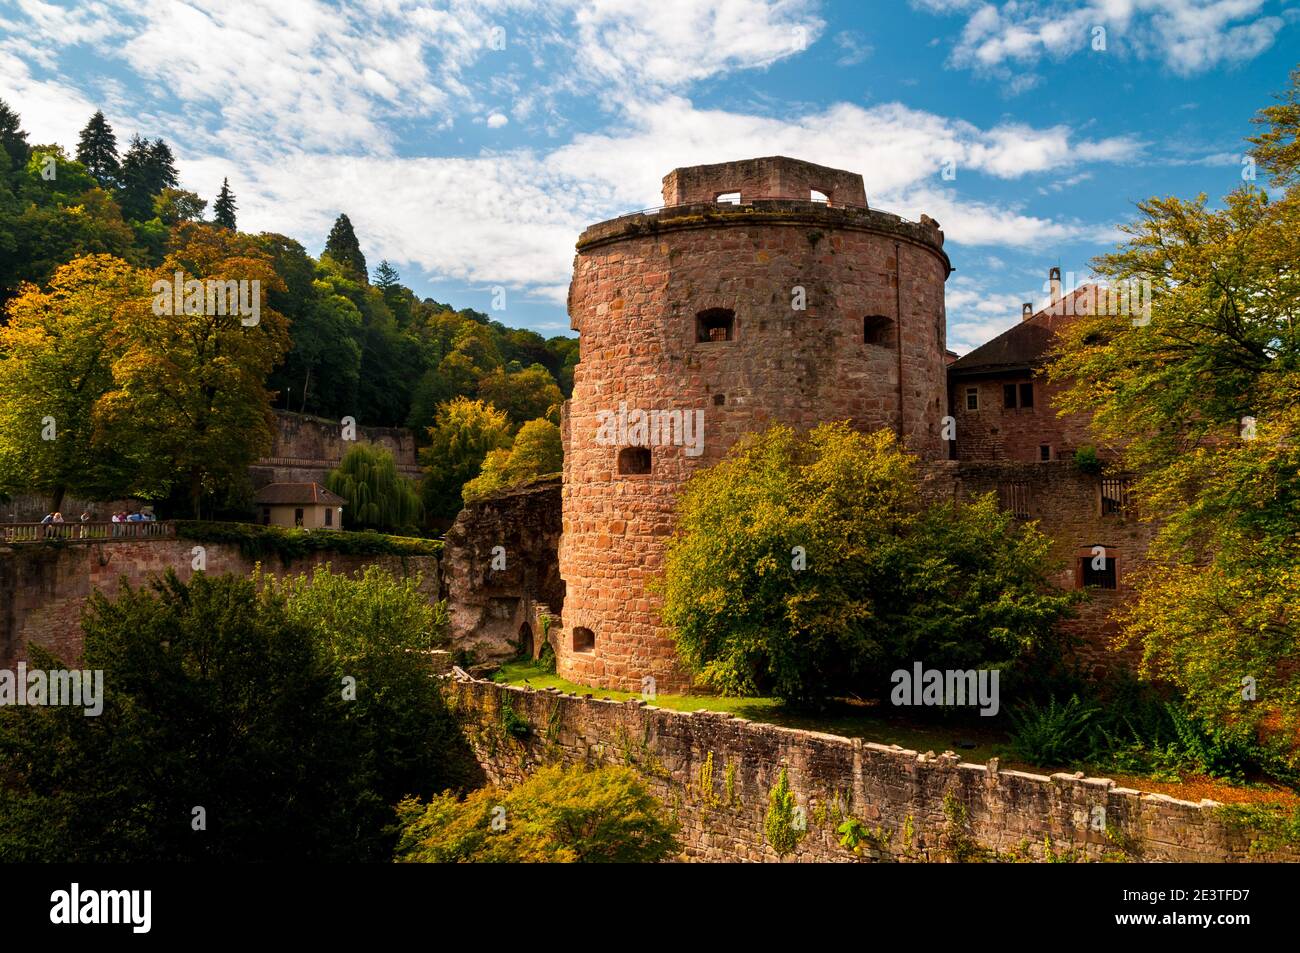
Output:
[[446, 677, 1298, 864]]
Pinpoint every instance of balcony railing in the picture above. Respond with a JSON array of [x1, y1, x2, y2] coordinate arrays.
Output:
[[1, 520, 177, 544]]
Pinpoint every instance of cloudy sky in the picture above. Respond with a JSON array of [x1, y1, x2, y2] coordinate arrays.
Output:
[[3, 0, 1296, 351]]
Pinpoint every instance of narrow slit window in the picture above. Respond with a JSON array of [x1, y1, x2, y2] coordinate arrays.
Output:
[[1039, 444, 1051, 461], [696, 308, 735, 342]]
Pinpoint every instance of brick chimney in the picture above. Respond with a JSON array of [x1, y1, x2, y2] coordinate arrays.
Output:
[[1049, 267, 1062, 302], [1022, 302, 1033, 321]]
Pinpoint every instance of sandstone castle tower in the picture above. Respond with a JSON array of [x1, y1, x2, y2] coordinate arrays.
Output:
[[559, 157, 953, 692]]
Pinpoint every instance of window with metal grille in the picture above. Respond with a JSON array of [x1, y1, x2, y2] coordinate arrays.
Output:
[[696, 308, 735, 342], [999, 481, 1030, 519], [1101, 477, 1131, 515]]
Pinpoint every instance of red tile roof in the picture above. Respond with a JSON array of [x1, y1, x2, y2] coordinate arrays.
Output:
[[253, 482, 347, 506]]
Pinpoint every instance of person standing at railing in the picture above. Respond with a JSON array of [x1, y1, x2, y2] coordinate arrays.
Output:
[[79, 511, 91, 539]]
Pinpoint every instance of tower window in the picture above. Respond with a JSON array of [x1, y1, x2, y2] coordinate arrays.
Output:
[[1039, 444, 1051, 461], [965, 387, 979, 411], [572, 627, 595, 653], [1101, 477, 1132, 516], [715, 192, 741, 205], [810, 189, 829, 204], [618, 447, 652, 475], [863, 315, 893, 346], [1080, 553, 1117, 590], [696, 308, 735, 342]]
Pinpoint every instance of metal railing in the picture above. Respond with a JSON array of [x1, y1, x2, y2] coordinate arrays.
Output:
[[1, 520, 177, 543]]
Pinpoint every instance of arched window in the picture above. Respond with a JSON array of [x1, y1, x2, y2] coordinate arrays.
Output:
[[618, 447, 652, 474], [716, 191, 741, 205], [810, 189, 829, 204], [863, 314, 893, 346], [697, 308, 735, 342], [573, 627, 595, 653]]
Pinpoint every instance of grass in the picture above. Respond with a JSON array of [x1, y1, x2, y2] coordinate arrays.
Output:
[[493, 659, 1007, 762]]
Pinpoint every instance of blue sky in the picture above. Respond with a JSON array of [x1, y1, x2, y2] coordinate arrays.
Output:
[[2, 0, 1297, 351]]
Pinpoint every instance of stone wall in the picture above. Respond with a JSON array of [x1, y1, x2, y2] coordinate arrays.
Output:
[[0, 539, 439, 666], [249, 410, 422, 489], [447, 677, 1298, 863], [661, 156, 870, 207], [924, 460, 1156, 675], [949, 372, 1097, 463], [441, 477, 563, 666]]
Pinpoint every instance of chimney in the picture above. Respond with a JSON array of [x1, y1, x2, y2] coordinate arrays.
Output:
[[1049, 267, 1062, 303], [1022, 302, 1033, 321]]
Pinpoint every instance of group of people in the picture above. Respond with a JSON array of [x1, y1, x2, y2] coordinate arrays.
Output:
[[36, 509, 156, 537]]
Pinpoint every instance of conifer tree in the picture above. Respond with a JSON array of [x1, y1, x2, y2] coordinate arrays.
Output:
[[75, 110, 120, 186], [374, 259, 399, 289], [0, 98, 30, 173], [324, 213, 368, 282], [213, 177, 237, 229]]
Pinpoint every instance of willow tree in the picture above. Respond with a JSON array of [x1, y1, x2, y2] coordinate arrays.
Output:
[[326, 442, 422, 533]]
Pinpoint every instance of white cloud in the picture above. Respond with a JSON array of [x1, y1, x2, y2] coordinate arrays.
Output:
[[917, 0, 1289, 82], [487, 112, 509, 128]]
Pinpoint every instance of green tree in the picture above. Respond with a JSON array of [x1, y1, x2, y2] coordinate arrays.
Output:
[[419, 397, 513, 521], [0, 98, 30, 175], [118, 135, 177, 221], [0, 573, 364, 861], [476, 364, 563, 426], [151, 187, 206, 226], [324, 212, 368, 282], [75, 111, 120, 187], [325, 442, 423, 532], [394, 764, 678, 863], [212, 177, 237, 229], [462, 417, 562, 502], [374, 259, 399, 290], [660, 423, 1074, 705], [275, 565, 480, 812], [1048, 71, 1300, 762]]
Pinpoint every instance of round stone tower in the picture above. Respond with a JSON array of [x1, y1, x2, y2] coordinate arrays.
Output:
[[559, 156, 952, 692]]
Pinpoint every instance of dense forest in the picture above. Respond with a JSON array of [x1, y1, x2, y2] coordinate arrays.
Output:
[[0, 100, 576, 523]]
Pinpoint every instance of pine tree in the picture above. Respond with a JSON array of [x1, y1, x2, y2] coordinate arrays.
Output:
[[213, 177, 237, 229], [147, 138, 179, 190], [374, 259, 399, 289], [119, 135, 179, 221], [75, 111, 120, 186], [0, 98, 30, 173], [324, 213, 368, 282]]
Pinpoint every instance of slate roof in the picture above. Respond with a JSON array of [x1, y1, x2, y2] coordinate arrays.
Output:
[[949, 285, 1098, 376], [253, 482, 347, 506]]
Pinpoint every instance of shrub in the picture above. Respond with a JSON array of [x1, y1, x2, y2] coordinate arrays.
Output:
[[394, 764, 678, 863], [1007, 695, 1101, 766], [660, 422, 1075, 705], [764, 766, 802, 857]]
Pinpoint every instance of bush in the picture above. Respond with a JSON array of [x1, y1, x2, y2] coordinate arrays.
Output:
[[0, 568, 477, 862], [1072, 445, 1103, 475], [1007, 695, 1101, 766], [176, 519, 439, 564], [660, 423, 1076, 705], [394, 764, 678, 863]]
